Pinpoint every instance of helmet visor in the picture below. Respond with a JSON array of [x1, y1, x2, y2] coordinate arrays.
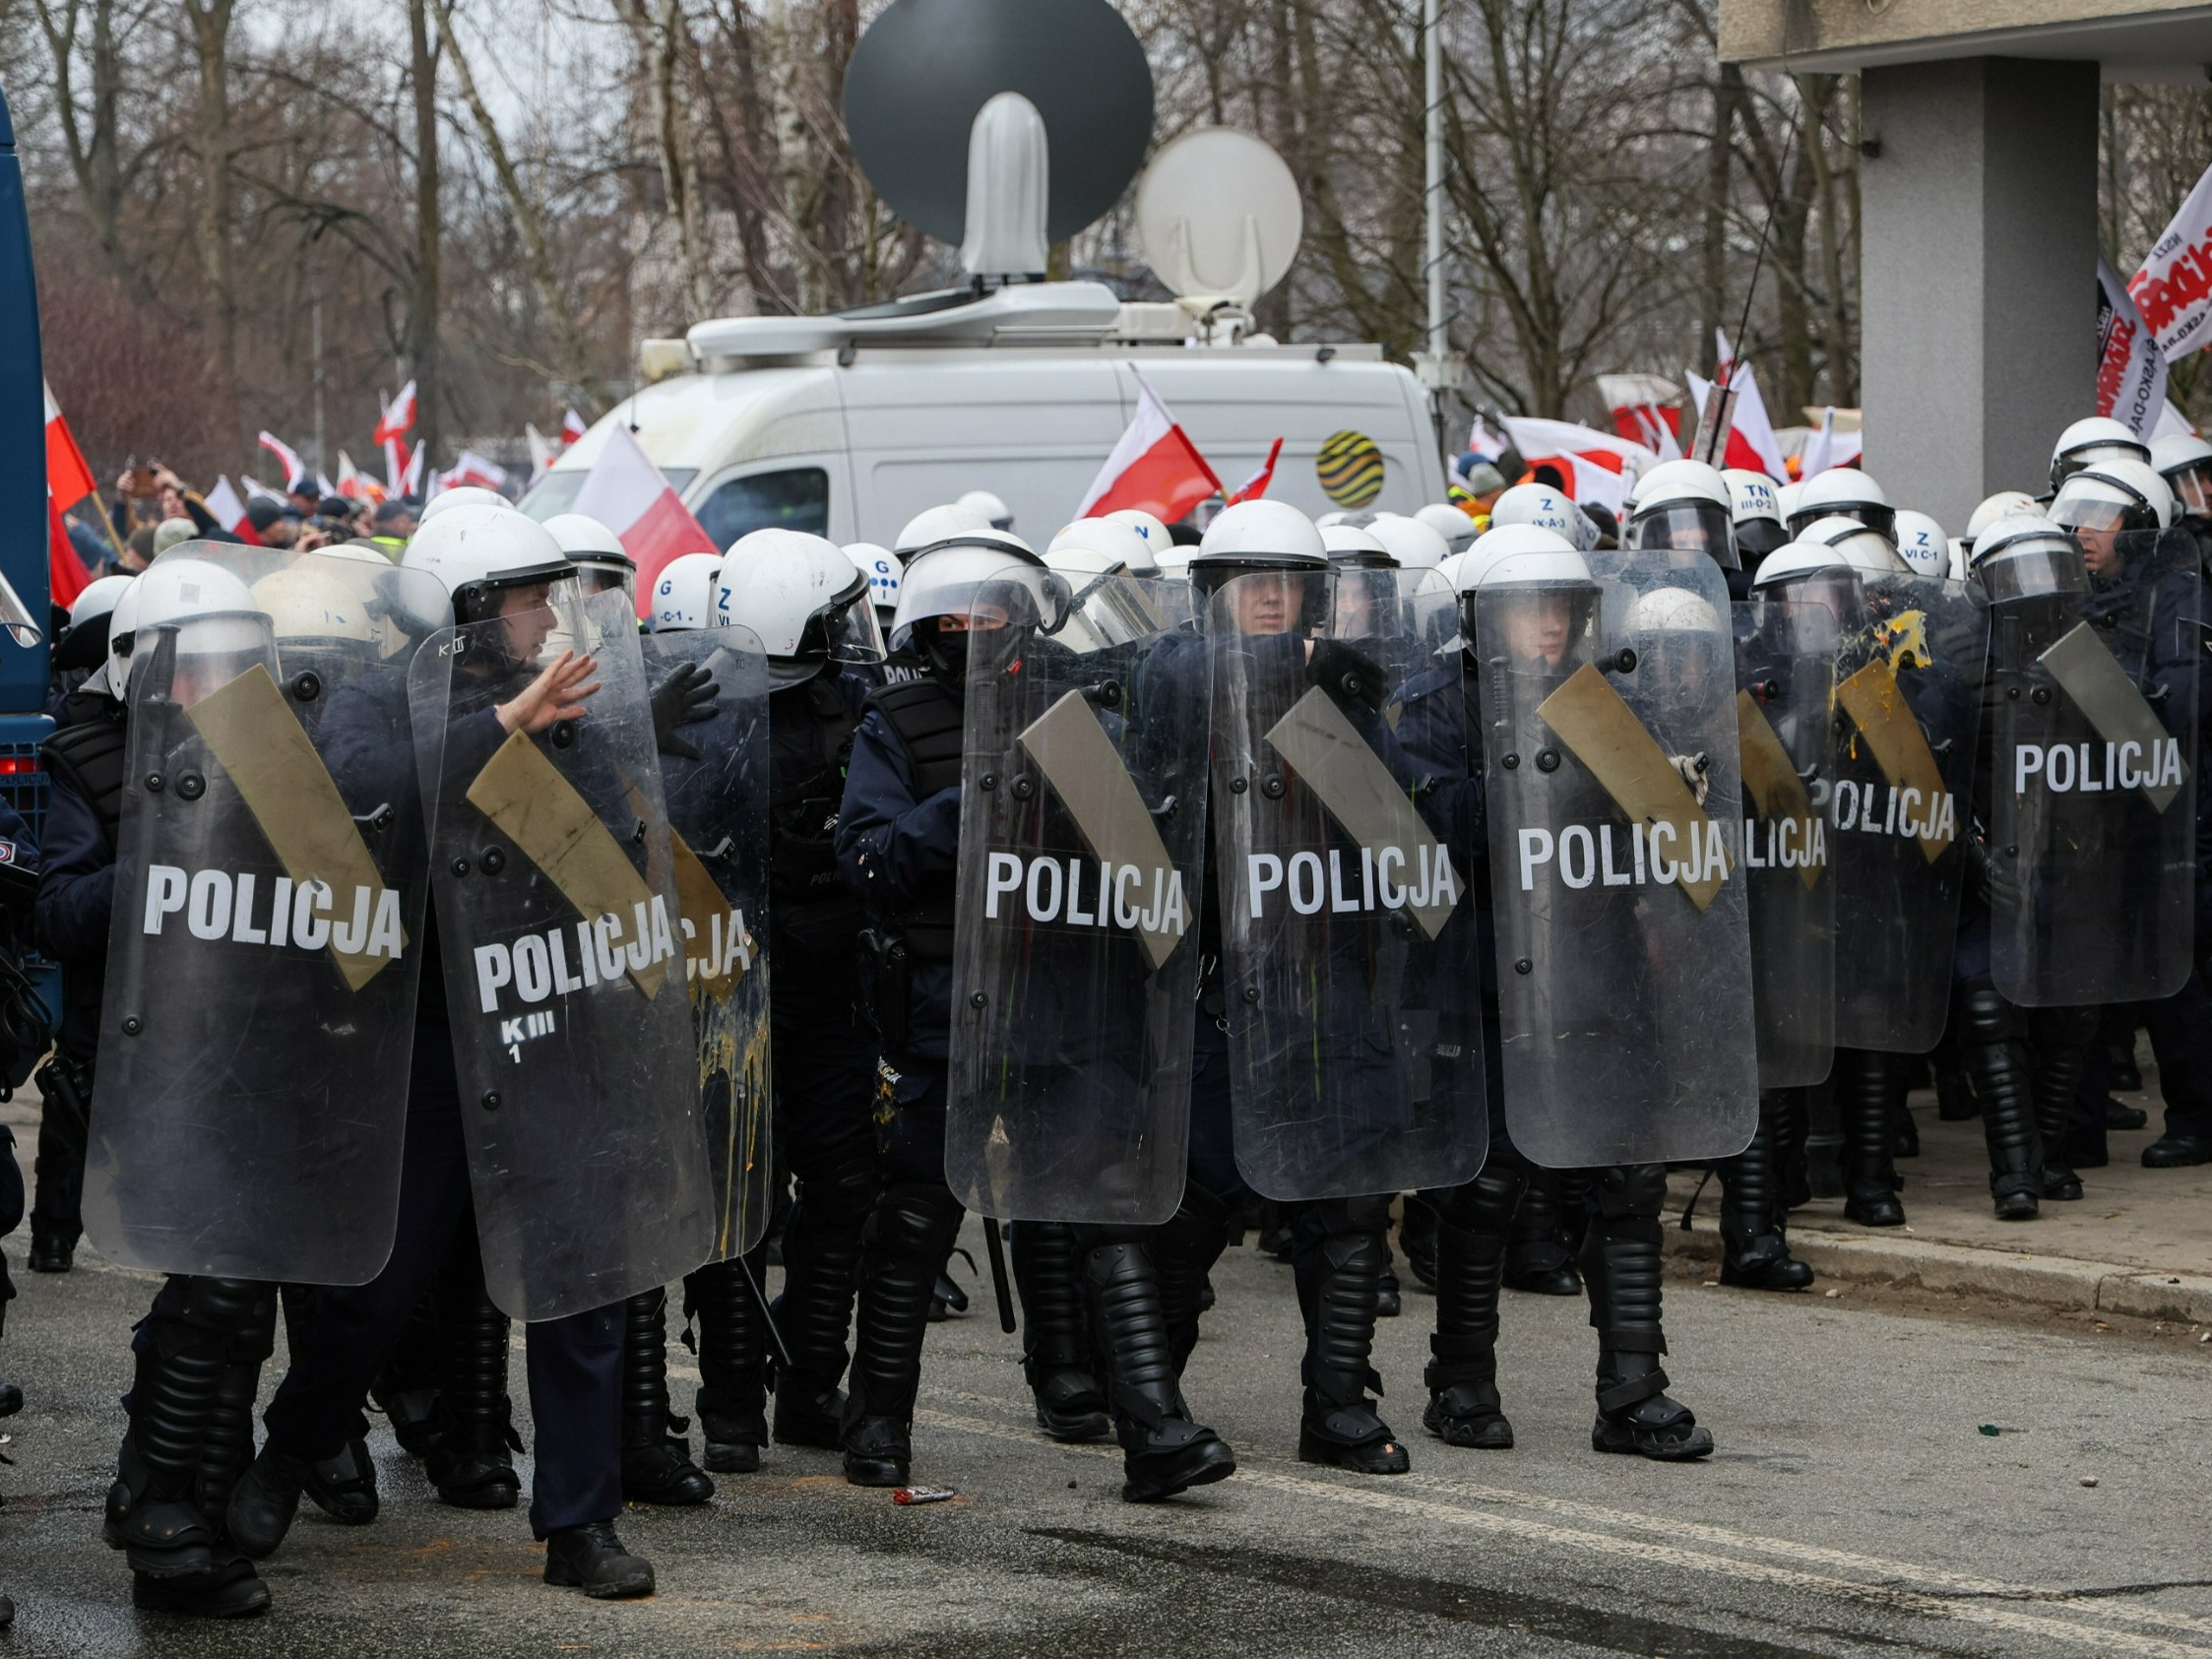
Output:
[[1734, 517, 1788, 562], [1977, 535, 2088, 604], [891, 546, 1067, 651], [1787, 502, 1897, 544], [804, 591, 887, 666], [2167, 459, 2212, 516], [1629, 502, 1740, 569]]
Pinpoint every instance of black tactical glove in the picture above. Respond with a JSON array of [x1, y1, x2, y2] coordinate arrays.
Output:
[[1306, 639, 1387, 716], [649, 660, 719, 760], [1964, 827, 2022, 914]]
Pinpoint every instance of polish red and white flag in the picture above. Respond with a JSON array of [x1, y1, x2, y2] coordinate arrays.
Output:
[[257, 431, 307, 489], [374, 380, 417, 446], [569, 422, 720, 618], [1225, 437, 1285, 506], [560, 407, 589, 445], [204, 476, 263, 544], [1076, 376, 1223, 523]]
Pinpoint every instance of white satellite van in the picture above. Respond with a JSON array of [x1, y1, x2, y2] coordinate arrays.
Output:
[[520, 281, 1443, 548]]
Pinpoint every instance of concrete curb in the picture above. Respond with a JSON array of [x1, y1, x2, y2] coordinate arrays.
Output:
[[1666, 1215, 2212, 1323]]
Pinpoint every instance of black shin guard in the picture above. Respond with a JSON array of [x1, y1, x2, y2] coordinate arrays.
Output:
[[1836, 1048, 1904, 1225], [1153, 1180, 1231, 1375], [1081, 1234, 1233, 1500], [773, 1132, 875, 1446], [422, 1245, 521, 1508], [843, 1182, 964, 1485], [1583, 1167, 1711, 1460], [1011, 1222, 1109, 1441], [1716, 1097, 1811, 1289], [685, 1254, 768, 1472], [1297, 1197, 1408, 1474], [1423, 1164, 1524, 1448], [1955, 975, 2041, 1218], [2030, 1005, 2097, 1200], [620, 1287, 713, 1503]]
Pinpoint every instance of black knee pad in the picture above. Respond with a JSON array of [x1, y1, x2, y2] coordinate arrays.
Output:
[[794, 1130, 879, 1222], [147, 1276, 275, 1362], [1589, 1164, 1667, 1225], [1433, 1161, 1528, 1236], [1311, 1194, 1393, 1238], [1955, 975, 2023, 1047], [859, 1182, 964, 1279]]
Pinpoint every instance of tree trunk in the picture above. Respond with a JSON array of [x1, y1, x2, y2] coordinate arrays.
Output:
[[180, 0, 238, 424]]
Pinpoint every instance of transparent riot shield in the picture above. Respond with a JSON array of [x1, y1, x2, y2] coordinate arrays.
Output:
[[643, 624, 774, 1259], [1733, 596, 1839, 1088], [411, 585, 715, 1320], [1830, 573, 1987, 1052], [1209, 567, 1486, 1200], [87, 545, 445, 1283], [1988, 534, 2200, 1005], [1477, 548, 1758, 1168], [947, 576, 1208, 1224]]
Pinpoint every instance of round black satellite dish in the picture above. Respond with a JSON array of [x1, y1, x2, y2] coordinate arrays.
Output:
[[843, 0, 1155, 247]]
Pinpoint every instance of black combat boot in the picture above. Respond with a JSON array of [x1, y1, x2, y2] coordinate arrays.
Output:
[[1502, 1167, 1582, 1295], [1585, 1167, 1713, 1460], [2031, 1006, 2097, 1202], [1011, 1222, 1110, 1441], [843, 1182, 965, 1487], [106, 1276, 274, 1617], [1296, 1198, 1410, 1475], [30, 1098, 85, 1274], [618, 1288, 714, 1504], [422, 1255, 522, 1509], [1956, 976, 2041, 1221], [1717, 1099, 1813, 1291], [1153, 1180, 1232, 1375], [368, 1290, 443, 1456], [685, 1253, 767, 1473], [1422, 1167, 1523, 1449], [1836, 1049, 1905, 1227], [1083, 1236, 1235, 1501], [773, 1133, 874, 1449]]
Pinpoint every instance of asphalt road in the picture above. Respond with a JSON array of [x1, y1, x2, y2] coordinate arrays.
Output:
[[4, 1218, 2210, 1658]]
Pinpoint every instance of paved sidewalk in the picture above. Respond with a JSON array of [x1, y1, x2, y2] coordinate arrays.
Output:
[[1668, 1048, 2212, 1320]]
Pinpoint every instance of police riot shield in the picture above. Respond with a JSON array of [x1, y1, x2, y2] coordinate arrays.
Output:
[[1733, 596, 1839, 1088], [947, 576, 1208, 1224], [87, 545, 445, 1283], [1987, 534, 2199, 1006], [1830, 573, 1987, 1052], [641, 624, 774, 1258], [411, 586, 715, 1320], [1210, 567, 1485, 1200], [1477, 548, 1758, 1168]]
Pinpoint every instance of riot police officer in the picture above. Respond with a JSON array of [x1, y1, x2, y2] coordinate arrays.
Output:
[[834, 528, 1082, 1486]]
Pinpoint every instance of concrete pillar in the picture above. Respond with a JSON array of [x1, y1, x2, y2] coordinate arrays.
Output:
[[1860, 57, 2100, 534]]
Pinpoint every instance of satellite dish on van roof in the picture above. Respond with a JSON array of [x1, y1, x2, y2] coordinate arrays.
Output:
[[843, 0, 1154, 248], [1135, 127, 1302, 305]]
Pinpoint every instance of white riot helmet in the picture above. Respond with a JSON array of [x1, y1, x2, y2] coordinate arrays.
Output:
[[1047, 518, 1160, 578], [2151, 431, 2212, 519], [1800, 513, 1908, 577], [1489, 483, 1590, 551], [1366, 513, 1451, 570], [1775, 480, 1803, 526], [1187, 499, 1327, 599], [1891, 509, 1950, 579], [1965, 490, 2039, 550], [55, 574, 135, 677], [251, 547, 389, 653], [1627, 585, 1721, 636], [890, 530, 1066, 674], [649, 552, 724, 631], [1723, 468, 1788, 563], [400, 503, 573, 626], [845, 542, 901, 624], [1460, 524, 1580, 594], [715, 529, 883, 686], [1972, 513, 2088, 602], [1104, 509, 1172, 551], [418, 485, 507, 523], [541, 512, 638, 597], [1627, 460, 1737, 565], [1415, 502, 1479, 555], [895, 501, 990, 556], [101, 578, 144, 700], [1750, 539, 1866, 631], [2050, 459, 2176, 547], [1320, 522, 1397, 569], [2050, 415, 2151, 492], [1786, 466, 1894, 543], [122, 553, 271, 702], [957, 488, 1013, 531]]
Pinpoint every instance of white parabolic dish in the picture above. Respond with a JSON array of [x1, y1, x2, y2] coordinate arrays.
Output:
[[1134, 126, 1303, 306]]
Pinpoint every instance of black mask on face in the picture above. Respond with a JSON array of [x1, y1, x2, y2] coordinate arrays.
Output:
[[919, 620, 970, 687]]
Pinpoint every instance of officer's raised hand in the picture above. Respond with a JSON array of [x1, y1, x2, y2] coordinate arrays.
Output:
[[649, 659, 720, 760], [497, 650, 600, 734]]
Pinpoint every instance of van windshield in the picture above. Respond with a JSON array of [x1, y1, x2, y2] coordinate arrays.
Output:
[[698, 467, 830, 548]]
